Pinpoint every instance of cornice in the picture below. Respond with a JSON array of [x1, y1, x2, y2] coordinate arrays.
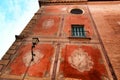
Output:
[[38, 0, 120, 7], [38, 0, 87, 7]]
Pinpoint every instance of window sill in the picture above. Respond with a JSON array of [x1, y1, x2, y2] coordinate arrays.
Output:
[[68, 36, 91, 40]]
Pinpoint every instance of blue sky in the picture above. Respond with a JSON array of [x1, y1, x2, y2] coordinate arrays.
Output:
[[0, 0, 39, 59]]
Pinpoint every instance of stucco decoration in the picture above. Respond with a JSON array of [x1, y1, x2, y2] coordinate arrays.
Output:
[[42, 19, 54, 29], [68, 48, 94, 72], [23, 50, 44, 67]]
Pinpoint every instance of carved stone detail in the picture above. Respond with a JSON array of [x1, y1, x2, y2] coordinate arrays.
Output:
[[42, 19, 54, 29], [68, 48, 94, 72], [23, 50, 44, 67]]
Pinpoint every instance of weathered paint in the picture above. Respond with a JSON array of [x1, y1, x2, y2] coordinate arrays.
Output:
[[60, 45, 108, 80], [10, 44, 54, 77], [0, 1, 120, 80], [33, 15, 60, 36]]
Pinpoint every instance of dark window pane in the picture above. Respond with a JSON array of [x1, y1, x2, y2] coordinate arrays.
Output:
[[70, 9, 83, 14], [71, 25, 85, 37]]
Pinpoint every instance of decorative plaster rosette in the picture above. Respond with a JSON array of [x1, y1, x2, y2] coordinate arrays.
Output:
[[42, 19, 54, 29], [23, 50, 44, 67], [68, 48, 94, 72]]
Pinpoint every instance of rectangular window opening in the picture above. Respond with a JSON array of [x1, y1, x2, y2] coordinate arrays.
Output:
[[71, 25, 86, 37]]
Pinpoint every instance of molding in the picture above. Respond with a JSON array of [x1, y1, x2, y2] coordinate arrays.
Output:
[[39, 1, 87, 6], [68, 36, 91, 40], [87, 1, 120, 5], [38, 0, 120, 6]]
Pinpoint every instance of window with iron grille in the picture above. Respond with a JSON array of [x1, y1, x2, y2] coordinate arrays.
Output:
[[71, 25, 85, 37]]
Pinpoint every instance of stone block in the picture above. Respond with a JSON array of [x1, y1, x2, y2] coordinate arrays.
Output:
[[7, 50, 16, 54], [0, 65, 3, 71], [10, 46, 17, 50], [13, 42, 21, 46], [0, 60, 10, 65], [2, 54, 10, 60]]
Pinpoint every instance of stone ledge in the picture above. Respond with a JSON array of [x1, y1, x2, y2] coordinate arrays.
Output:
[[0, 74, 22, 80], [24, 77, 50, 80], [68, 36, 91, 40]]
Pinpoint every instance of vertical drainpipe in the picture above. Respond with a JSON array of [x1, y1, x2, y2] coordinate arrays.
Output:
[[87, 4, 118, 80]]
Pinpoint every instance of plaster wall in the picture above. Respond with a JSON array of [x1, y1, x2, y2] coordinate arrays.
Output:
[[0, 2, 120, 80], [88, 3, 120, 79]]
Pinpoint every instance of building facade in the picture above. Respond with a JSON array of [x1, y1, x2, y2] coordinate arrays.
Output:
[[0, 0, 120, 80]]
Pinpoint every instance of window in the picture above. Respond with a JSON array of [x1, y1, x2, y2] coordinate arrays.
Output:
[[70, 8, 83, 14], [71, 25, 85, 37]]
